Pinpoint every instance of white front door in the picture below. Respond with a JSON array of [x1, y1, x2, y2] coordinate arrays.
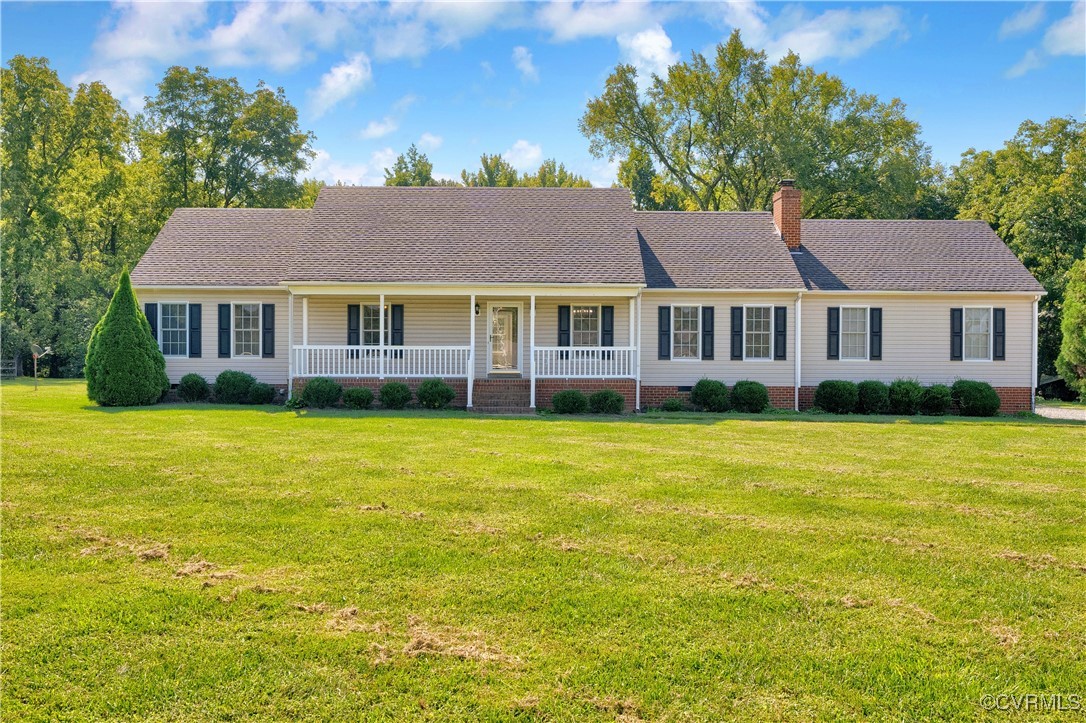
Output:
[[488, 304, 521, 373]]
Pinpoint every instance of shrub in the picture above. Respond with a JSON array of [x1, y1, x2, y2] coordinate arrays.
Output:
[[214, 370, 257, 404], [284, 396, 306, 410], [84, 270, 169, 406], [888, 379, 924, 415], [552, 389, 589, 414], [731, 380, 770, 413], [589, 389, 625, 414], [379, 382, 412, 409], [690, 378, 729, 412], [416, 378, 456, 409], [343, 387, 374, 410], [301, 376, 343, 408], [248, 382, 276, 405], [920, 384, 952, 416], [661, 397, 685, 412], [951, 379, 1001, 417], [177, 373, 210, 402], [814, 380, 859, 414], [856, 380, 890, 414]]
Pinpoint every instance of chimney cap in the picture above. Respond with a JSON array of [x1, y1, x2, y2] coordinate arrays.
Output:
[[778, 179, 795, 188]]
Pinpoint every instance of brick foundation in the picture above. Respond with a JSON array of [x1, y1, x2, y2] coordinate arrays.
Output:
[[292, 377, 468, 408], [535, 378, 637, 411], [641, 384, 794, 411]]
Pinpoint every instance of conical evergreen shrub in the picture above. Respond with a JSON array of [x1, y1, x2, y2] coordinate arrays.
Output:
[[85, 270, 169, 406]]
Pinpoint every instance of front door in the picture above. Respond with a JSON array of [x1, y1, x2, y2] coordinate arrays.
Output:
[[489, 304, 520, 373]]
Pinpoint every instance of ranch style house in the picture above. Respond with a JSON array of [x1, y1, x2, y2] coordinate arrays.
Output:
[[130, 182, 1044, 413]]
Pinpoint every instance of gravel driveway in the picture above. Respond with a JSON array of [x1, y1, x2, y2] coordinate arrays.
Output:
[[1035, 403, 1086, 421]]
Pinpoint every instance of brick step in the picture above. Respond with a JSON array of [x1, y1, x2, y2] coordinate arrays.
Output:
[[473, 406, 535, 415]]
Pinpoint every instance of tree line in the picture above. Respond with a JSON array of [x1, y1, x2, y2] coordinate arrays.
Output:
[[2, 34, 1082, 382]]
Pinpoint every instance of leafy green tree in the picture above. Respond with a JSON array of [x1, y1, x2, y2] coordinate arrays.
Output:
[[520, 159, 591, 188], [1056, 259, 1086, 393], [617, 148, 683, 210], [85, 270, 168, 406], [384, 144, 437, 186], [581, 30, 932, 216], [461, 154, 519, 187], [291, 178, 326, 208]]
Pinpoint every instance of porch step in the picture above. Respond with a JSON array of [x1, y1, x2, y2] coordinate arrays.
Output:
[[473, 378, 531, 410], [473, 405, 535, 415]]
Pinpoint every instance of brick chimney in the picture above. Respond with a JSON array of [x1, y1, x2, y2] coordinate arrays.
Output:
[[773, 179, 802, 250]]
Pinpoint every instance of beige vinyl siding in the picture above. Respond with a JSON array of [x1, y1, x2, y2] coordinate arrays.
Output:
[[639, 292, 798, 387], [134, 288, 290, 385], [800, 293, 1035, 387]]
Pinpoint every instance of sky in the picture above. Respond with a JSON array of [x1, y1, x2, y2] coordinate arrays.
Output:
[[2, 1, 1084, 186]]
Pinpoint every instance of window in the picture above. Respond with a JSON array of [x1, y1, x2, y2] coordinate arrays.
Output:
[[964, 307, 991, 361], [233, 303, 260, 357], [160, 303, 188, 357], [362, 304, 391, 346], [744, 306, 771, 360], [840, 307, 868, 360], [672, 305, 700, 359], [572, 305, 600, 347]]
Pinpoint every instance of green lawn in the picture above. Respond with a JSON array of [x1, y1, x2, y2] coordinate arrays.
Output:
[[3, 380, 1085, 721]]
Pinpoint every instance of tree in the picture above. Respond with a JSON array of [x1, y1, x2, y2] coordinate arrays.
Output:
[[1056, 259, 1086, 394], [291, 178, 326, 208], [581, 30, 932, 217], [617, 148, 683, 210], [520, 159, 591, 188], [461, 154, 519, 187], [384, 144, 437, 186], [84, 270, 168, 406]]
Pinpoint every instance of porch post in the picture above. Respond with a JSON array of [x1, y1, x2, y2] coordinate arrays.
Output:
[[635, 292, 642, 411], [379, 293, 386, 380], [287, 291, 294, 399], [529, 294, 536, 409], [468, 293, 476, 409]]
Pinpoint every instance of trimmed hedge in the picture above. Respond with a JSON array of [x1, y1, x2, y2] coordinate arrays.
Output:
[[416, 378, 456, 409], [952, 379, 1001, 417], [214, 370, 257, 404], [552, 389, 589, 414], [301, 377, 342, 408], [731, 380, 769, 413], [690, 379, 729, 412], [814, 380, 858, 414], [661, 397, 685, 412], [379, 382, 412, 409], [920, 384, 952, 416], [248, 382, 276, 405], [177, 373, 210, 402], [343, 387, 374, 410], [856, 380, 890, 414], [888, 379, 924, 415], [589, 389, 624, 414]]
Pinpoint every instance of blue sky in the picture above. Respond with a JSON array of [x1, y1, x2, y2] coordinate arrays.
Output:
[[3, 1, 1084, 186]]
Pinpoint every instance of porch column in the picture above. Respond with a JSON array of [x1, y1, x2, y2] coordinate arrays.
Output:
[[287, 291, 294, 398], [529, 294, 536, 408], [379, 293, 386, 379], [468, 294, 476, 409]]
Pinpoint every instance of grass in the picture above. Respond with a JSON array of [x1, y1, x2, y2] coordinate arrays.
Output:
[[3, 379, 1085, 721]]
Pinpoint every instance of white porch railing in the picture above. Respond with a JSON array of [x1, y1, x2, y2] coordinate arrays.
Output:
[[533, 346, 637, 378], [293, 345, 472, 378]]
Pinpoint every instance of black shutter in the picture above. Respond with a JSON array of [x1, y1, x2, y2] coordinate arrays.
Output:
[[218, 304, 231, 358], [390, 304, 404, 346], [869, 308, 882, 361], [730, 307, 743, 360], [827, 307, 840, 360], [993, 308, 1005, 360], [658, 306, 670, 360], [773, 306, 787, 360], [701, 306, 714, 360], [347, 304, 360, 345], [188, 304, 202, 358], [145, 303, 158, 341], [261, 304, 275, 358], [558, 305, 571, 346], [950, 308, 963, 361], [601, 306, 614, 347]]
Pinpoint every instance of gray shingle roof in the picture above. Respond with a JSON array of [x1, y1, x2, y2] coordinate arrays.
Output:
[[636, 212, 805, 289], [794, 219, 1045, 292], [130, 208, 308, 287]]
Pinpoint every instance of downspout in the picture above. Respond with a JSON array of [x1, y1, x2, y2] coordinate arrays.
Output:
[[1031, 295, 1039, 412], [287, 290, 294, 400], [794, 291, 803, 411], [635, 292, 642, 411]]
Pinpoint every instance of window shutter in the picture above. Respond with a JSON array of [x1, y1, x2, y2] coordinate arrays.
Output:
[[993, 308, 1005, 361], [218, 304, 231, 358], [773, 306, 787, 360], [868, 308, 882, 360], [391, 304, 404, 346], [950, 308, 963, 361], [601, 306, 614, 347], [188, 304, 202, 358], [347, 304, 360, 345], [657, 306, 670, 360], [701, 306, 714, 360], [827, 307, 840, 360], [145, 303, 158, 341], [730, 307, 743, 360], [558, 306, 571, 347], [261, 304, 275, 358]]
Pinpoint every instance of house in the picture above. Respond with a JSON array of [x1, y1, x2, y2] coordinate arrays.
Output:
[[130, 182, 1044, 413]]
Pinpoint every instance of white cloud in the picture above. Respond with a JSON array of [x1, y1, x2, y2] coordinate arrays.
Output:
[[504, 139, 543, 170], [535, 0, 661, 42], [512, 46, 539, 83], [588, 158, 620, 188], [361, 117, 399, 140], [418, 132, 444, 150], [1043, 0, 1086, 55], [1006, 49, 1045, 78], [999, 4, 1046, 40], [309, 52, 373, 118], [372, 1, 522, 60], [308, 147, 396, 187], [480, 60, 496, 78], [205, 1, 353, 70], [617, 24, 679, 85]]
